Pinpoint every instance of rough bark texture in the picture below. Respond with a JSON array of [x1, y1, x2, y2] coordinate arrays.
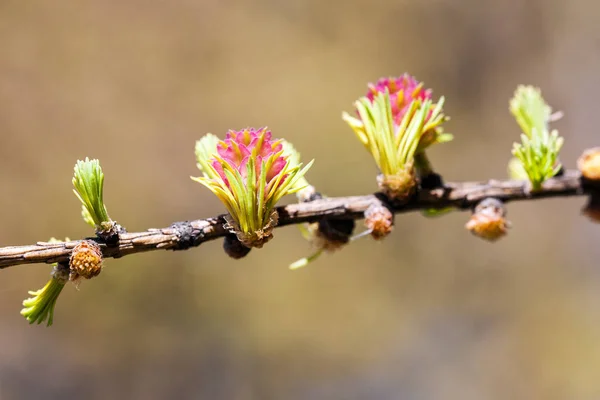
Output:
[[0, 169, 597, 270]]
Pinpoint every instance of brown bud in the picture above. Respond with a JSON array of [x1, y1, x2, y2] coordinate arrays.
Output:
[[223, 234, 252, 259], [69, 240, 103, 280], [583, 194, 600, 224], [465, 198, 510, 242], [304, 218, 355, 254], [317, 218, 355, 245], [365, 203, 394, 240], [578, 147, 600, 181]]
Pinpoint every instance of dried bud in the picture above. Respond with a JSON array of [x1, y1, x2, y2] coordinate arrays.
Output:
[[417, 167, 444, 190], [289, 218, 355, 270], [301, 219, 355, 254], [578, 147, 600, 181], [69, 240, 103, 280], [465, 198, 510, 242], [97, 221, 125, 245], [223, 233, 252, 259], [365, 203, 394, 240], [583, 194, 600, 223], [316, 218, 355, 247]]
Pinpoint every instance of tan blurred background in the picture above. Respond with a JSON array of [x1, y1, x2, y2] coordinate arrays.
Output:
[[0, 0, 599, 399]]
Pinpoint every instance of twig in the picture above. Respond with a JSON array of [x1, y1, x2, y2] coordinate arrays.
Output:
[[0, 169, 596, 270]]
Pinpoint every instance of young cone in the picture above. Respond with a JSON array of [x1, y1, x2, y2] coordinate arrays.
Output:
[[193, 127, 313, 248], [343, 74, 451, 201]]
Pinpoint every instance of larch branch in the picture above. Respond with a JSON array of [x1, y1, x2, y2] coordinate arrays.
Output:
[[0, 169, 596, 270]]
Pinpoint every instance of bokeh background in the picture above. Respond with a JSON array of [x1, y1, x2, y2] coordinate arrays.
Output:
[[1, 1, 599, 399]]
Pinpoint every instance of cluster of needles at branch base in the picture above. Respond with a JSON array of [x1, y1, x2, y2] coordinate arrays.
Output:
[[509, 85, 564, 190], [21, 262, 68, 327]]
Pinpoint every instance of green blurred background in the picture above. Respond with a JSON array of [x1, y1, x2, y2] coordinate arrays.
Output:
[[1, 1, 599, 399]]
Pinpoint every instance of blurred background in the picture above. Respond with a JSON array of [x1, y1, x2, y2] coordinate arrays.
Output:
[[1, 0, 599, 399]]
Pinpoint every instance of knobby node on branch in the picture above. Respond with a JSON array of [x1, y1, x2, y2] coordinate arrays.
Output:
[[4, 74, 599, 326]]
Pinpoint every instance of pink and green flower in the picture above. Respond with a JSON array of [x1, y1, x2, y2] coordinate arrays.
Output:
[[366, 75, 431, 122], [343, 74, 451, 200], [193, 127, 313, 248]]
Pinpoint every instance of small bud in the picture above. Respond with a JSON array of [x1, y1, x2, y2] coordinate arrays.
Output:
[[583, 194, 600, 223], [317, 218, 355, 246], [97, 221, 125, 245], [69, 240, 103, 280], [465, 198, 510, 242], [415, 152, 444, 189], [578, 147, 600, 181], [364, 203, 394, 240], [419, 173, 444, 190], [223, 233, 252, 259], [303, 219, 355, 253]]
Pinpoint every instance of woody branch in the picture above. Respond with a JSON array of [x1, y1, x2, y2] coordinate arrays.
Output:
[[0, 168, 596, 270]]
